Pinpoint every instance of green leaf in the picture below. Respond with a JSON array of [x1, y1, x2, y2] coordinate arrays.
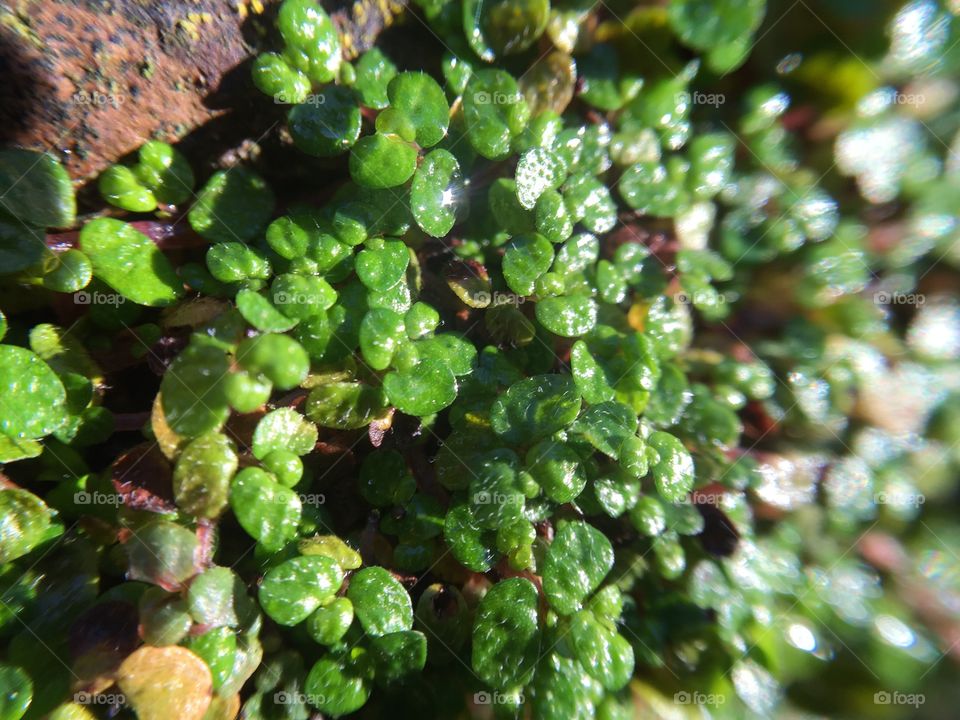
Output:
[[236, 333, 310, 391], [0, 219, 46, 274], [490, 374, 581, 444], [569, 340, 614, 404], [535, 190, 574, 242], [542, 521, 614, 615], [516, 148, 567, 209], [288, 86, 362, 156], [304, 651, 372, 717], [173, 432, 238, 518], [306, 381, 387, 429], [383, 359, 457, 416], [300, 535, 362, 569], [79, 218, 184, 306], [647, 430, 694, 502], [349, 134, 418, 189], [188, 168, 275, 243], [359, 308, 406, 370], [414, 334, 477, 375], [562, 174, 616, 233], [187, 566, 248, 628], [387, 72, 449, 147], [346, 566, 412, 637], [359, 450, 416, 507], [0, 345, 67, 440], [259, 555, 344, 626], [230, 467, 302, 551], [272, 273, 337, 319], [251, 52, 310, 103], [183, 626, 237, 691], [668, 0, 765, 53], [125, 520, 200, 590], [236, 289, 299, 332], [463, 70, 530, 160], [0, 149, 75, 228], [277, 0, 342, 83], [569, 611, 634, 690], [488, 178, 534, 234], [411, 149, 464, 238], [503, 234, 554, 296], [530, 653, 602, 720], [688, 132, 735, 199], [472, 577, 540, 688], [135, 141, 195, 205], [160, 342, 231, 437], [356, 239, 409, 292], [206, 241, 271, 282], [307, 597, 354, 645], [370, 631, 427, 685], [525, 441, 586, 503], [570, 401, 637, 458], [535, 295, 598, 337], [42, 249, 92, 293], [252, 408, 318, 459], [354, 48, 398, 109], [99, 165, 157, 212], [0, 665, 31, 720], [0, 489, 52, 564], [619, 161, 686, 216], [463, 0, 549, 61]]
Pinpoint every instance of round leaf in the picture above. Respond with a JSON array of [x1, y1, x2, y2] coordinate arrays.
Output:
[[259, 555, 344, 626], [79, 218, 184, 306], [472, 577, 540, 688], [288, 86, 362, 156], [383, 359, 457, 416], [411, 149, 464, 238], [542, 521, 614, 615], [116, 646, 212, 720], [346, 566, 412, 637]]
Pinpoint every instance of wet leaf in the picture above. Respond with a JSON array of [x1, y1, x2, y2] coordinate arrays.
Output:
[[472, 577, 540, 688], [490, 374, 581, 444], [347, 567, 412, 636], [542, 520, 613, 615], [188, 168, 275, 243], [173, 432, 237, 518], [288, 86, 362, 156], [230, 467, 302, 551], [258, 555, 344, 626], [411, 149, 464, 238], [79, 218, 184, 306], [0, 149, 75, 228]]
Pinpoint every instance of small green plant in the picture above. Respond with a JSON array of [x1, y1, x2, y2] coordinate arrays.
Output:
[[0, 0, 959, 718]]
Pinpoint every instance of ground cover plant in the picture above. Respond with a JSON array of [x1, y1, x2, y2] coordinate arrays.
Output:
[[0, 0, 959, 718]]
